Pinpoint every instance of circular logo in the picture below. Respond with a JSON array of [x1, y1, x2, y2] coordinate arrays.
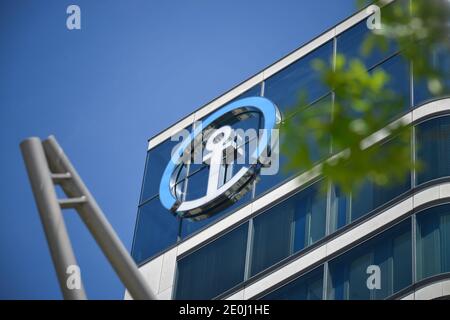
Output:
[[159, 96, 280, 219]]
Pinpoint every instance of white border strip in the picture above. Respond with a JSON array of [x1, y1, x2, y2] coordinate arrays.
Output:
[[401, 278, 450, 300]]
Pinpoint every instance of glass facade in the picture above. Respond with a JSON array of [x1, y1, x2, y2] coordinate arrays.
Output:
[[174, 127, 450, 298], [336, 19, 398, 70], [259, 203, 450, 300], [416, 115, 450, 185], [328, 219, 412, 300], [132, 196, 179, 263], [414, 44, 450, 106], [251, 182, 326, 276], [264, 41, 333, 118], [254, 94, 333, 197], [416, 204, 450, 281], [132, 3, 450, 300], [330, 137, 412, 232], [175, 223, 249, 300], [141, 138, 187, 203]]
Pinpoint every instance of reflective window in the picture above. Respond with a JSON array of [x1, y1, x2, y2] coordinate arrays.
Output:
[[414, 44, 450, 106], [253, 147, 289, 198], [351, 178, 410, 221], [336, 17, 398, 70], [175, 223, 249, 300], [370, 54, 411, 114], [330, 138, 411, 232], [250, 181, 327, 276], [261, 266, 324, 300], [141, 136, 189, 204], [333, 175, 410, 229], [254, 94, 332, 197], [328, 219, 412, 300], [416, 115, 450, 185], [416, 204, 450, 281], [264, 41, 333, 117], [184, 166, 210, 201], [131, 196, 180, 264], [333, 54, 410, 135]]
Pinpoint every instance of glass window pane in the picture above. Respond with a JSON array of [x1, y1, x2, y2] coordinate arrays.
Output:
[[416, 204, 450, 281], [261, 266, 324, 300], [308, 188, 327, 244], [330, 185, 350, 231], [330, 137, 411, 232], [414, 43, 450, 106], [333, 54, 410, 139], [416, 115, 450, 184], [351, 174, 410, 222], [370, 54, 411, 114], [328, 219, 412, 300], [392, 228, 412, 293], [250, 200, 294, 276], [175, 223, 249, 300], [131, 196, 180, 264], [264, 41, 333, 117], [141, 136, 189, 203], [250, 182, 327, 276], [254, 94, 332, 197], [337, 18, 398, 70], [184, 166, 210, 201]]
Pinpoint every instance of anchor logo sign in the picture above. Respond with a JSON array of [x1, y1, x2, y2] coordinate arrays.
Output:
[[159, 97, 281, 219]]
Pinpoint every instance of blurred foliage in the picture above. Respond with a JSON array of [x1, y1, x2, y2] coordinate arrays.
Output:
[[281, 0, 449, 194]]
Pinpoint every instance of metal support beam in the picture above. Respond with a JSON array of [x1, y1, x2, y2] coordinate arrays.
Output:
[[51, 172, 72, 183], [20, 138, 87, 300], [42, 135, 156, 300], [58, 196, 87, 209]]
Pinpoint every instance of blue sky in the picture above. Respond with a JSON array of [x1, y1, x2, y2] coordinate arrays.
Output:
[[0, 0, 357, 299]]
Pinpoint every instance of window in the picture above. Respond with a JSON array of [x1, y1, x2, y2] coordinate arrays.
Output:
[[328, 219, 412, 300], [416, 116, 450, 185], [336, 18, 398, 70], [261, 266, 324, 300], [184, 166, 210, 201], [175, 223, 249, 300], [416, 204, 450, 281], [141, 137, 188, 204], [414, 44, 450, 106], [330, 143, 411, 233], [250, 181, 327, 276], [368, 54, 411, 116], [131, 196, 180, 264], [350, 174, 410, 222], [264, 41, 333, 118], [254, 94, 332, 197]]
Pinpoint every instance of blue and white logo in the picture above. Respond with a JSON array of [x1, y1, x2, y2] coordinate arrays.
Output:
[[159, 96, 281, 219]]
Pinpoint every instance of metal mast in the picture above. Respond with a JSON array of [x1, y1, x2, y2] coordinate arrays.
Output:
[[20, 135, 156, 300]]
